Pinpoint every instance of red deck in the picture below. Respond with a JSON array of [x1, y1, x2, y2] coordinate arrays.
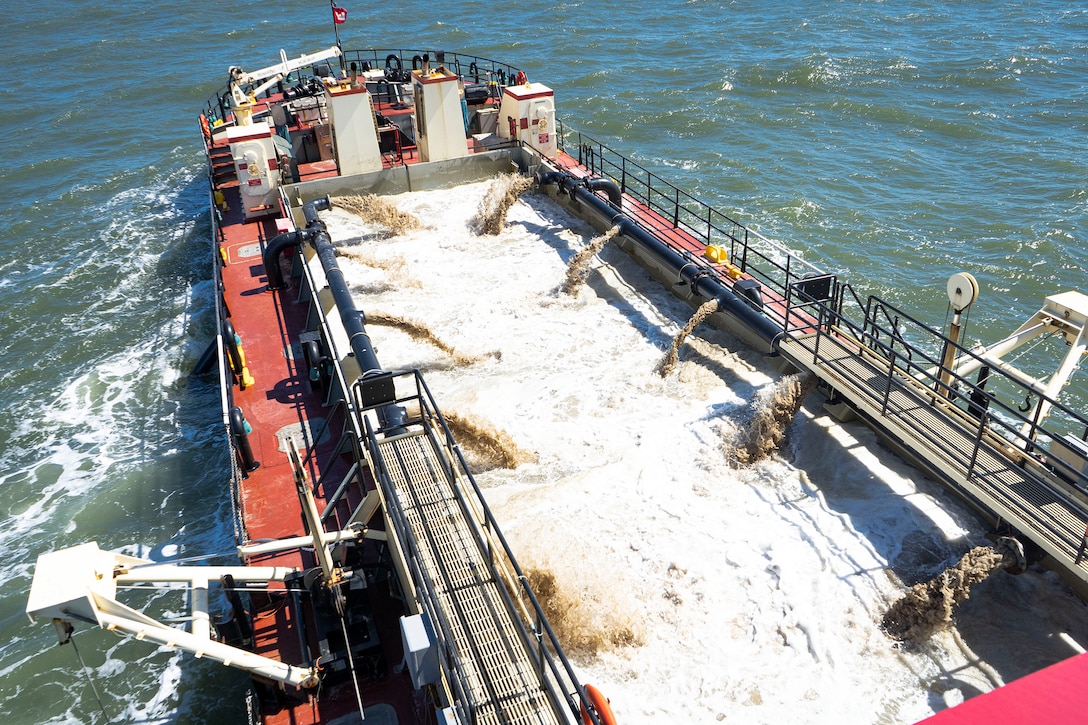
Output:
[[554, 150, 819, 336], [210, 106, 426, 720]]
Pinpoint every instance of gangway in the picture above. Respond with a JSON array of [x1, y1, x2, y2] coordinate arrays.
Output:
[[354, 370, 573, 725], [777, 280, 1088, 595]]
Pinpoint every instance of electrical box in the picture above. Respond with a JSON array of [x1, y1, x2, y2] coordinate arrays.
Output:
[[474, 107, 498, 135], [400, 613, 440, 688], [313, 123, 333, 161], [325, 82, 383, 175], [497, 82, 557, 159], [227, 121, 279, 221], [291, 96, 325, 124], [411, 67, 469, 162]]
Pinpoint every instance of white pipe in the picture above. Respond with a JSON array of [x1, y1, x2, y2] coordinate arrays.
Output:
[[974, 352, 1052, 394], [289, 439, 339, 583], [239, 529, 360, 557], [115, 565, 296, 584], [96, 610, 318, 688], [1019, 328, 1088, 440], [952, 320, 1049, 379], [191, 575, 210, 642], [244, 47, 342, 84]]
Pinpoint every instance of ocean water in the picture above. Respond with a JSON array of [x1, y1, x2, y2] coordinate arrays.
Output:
[[1, 1, 1085, 722]]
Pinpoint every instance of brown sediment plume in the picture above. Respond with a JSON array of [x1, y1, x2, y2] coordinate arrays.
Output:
[[335, 249, 421, 288], [731, 371, 818, 465], [562, 226, 622, 294], [366, 311, 481, 365], [474, 174, 534, 235], [882, 547, 1005, 643], [333, 194, 423, 235], [444, 411, 536, 471], [657, 298, 721, 377], [522, 567, 643, 658]]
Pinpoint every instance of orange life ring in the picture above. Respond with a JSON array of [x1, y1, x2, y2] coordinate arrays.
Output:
[[580, 684, 617, 725], [199, 113, 211, 141]]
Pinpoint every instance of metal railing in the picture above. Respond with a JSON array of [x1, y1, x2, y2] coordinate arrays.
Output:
[[557, 123, 826, 317], [207, 197, 247, 544], [353, 369, 601, 725], [200, 48, 521, 128], [339, 48, 520, 86], [782, 280, 1088, 500]]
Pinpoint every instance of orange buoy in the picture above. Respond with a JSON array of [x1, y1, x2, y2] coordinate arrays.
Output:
[[580, 684, 617, 725], [199, 113, 212, 141]]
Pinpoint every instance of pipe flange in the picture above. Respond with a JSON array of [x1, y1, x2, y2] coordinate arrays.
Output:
[[688, 268, 715, 296], [994, 536, 1027, 575]]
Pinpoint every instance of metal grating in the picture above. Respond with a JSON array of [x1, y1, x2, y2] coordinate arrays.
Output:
[[780, 332, 1088, 581], [377, 429, 561, 725]]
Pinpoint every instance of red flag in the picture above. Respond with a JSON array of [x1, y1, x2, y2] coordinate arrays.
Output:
[[332, 6, 347, 24]]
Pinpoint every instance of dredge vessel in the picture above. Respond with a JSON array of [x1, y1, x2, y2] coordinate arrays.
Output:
[[25, 38, 1088, 723]]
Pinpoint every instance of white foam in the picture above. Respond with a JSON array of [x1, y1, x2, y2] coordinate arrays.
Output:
[[118, 649, 184, 724], [4, 163, 220, 721], [325, 182, 1088, 723], [0, 332, 185, 559]]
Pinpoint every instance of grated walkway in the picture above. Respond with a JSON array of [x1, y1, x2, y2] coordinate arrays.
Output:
[[375, 428, 561, 725]]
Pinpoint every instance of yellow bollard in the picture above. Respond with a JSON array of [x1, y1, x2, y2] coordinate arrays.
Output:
[[704, 244, 728, 263]]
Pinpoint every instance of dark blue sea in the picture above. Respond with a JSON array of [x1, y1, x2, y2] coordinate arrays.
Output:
[[1, 1, 1085, 722]]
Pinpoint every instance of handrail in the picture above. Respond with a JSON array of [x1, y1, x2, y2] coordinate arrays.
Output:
[[780, 295, 1088, 574], [782, 283, 1088, 495], [252, 188, 596, 721], [201, 48, 522, 128], [353, 369, 602, 725], [557, 124, 826, 316], [207, 190, 246, 544]]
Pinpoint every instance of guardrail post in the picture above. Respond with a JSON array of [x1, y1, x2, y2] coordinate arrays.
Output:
[[1075, 523, 1088, 566], [966, 410, 987, 480], [812, 304, 825, 362], [881, 348, 896, 416]]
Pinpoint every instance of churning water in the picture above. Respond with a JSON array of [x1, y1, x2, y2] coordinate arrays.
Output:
[[3, 1, 1087, 722]]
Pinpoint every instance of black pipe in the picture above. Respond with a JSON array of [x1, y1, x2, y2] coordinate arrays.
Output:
[[536, 170, 566, 187], [304, 199, 382, 374], [585, 178, 622, 207], [262, 229, 314, 290], [300, 197, 407, 430], [541, 171, 783, 352], [229, 406, 260, 473], [619, 212, 782, 351]]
